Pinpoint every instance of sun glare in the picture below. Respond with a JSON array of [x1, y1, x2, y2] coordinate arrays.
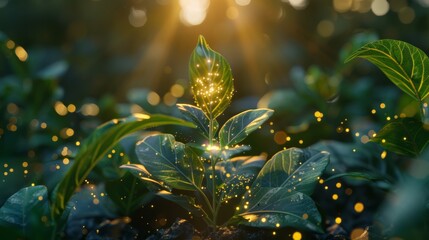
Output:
[[179, 0, 210, 26]]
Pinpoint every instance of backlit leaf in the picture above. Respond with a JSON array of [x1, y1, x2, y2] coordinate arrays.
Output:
[[346, 39, 429, 102], [219, 109, 274, 147], [372, 117, 429, 156], [189, 35, 234, 119]]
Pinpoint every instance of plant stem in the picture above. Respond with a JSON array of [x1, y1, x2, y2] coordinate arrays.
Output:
[[208, 117, 218, 228]]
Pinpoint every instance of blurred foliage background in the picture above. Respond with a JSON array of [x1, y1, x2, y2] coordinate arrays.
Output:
[[1, 0, 429, 238]]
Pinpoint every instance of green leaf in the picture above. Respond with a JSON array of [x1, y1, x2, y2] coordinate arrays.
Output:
[[236, 148, 329, 232], [51, 114, 195, 220], [135, 134, 204, 191], [157, 190, 205, 217], [372, 118, 429, 156], [120, 164, 170, 190], [215, 155, 266, 203], [219, 109, 274, 147], [177, 103, 219, 139], [0, 186, 52, 237], [156, 190, 212, 225], [237, 190, 322, 232], [325, 172, 393, 184], [346, 39, 429, 102], [189, 35, 234, 119], [253, 148, 329, 195], [105, 173, 155, 215], [93, 144, 129, 181]]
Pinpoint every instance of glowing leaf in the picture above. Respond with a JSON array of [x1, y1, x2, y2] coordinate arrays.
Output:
[[346, 39, 429, 102], [189, 35, 234, 119]]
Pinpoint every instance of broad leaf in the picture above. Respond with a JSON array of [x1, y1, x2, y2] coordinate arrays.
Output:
[[219, 109, 274, 147], [237, 190, 322, 232], [372, 118, 429, 156], [135, 134, 204, 191], [156, 190, 205, 217], [51, 114, 195, 220], [94, 144, 129, 181], [215, 155, 266, 202], [0, 186, 52, 237], [189, 35, 234, 119], [236, 148, 329, 232], [325, 172, 393, 184], [346, 39, 429, 101], [105, 173, 155, 215], [177, 104, 219, 139], [252, 148, 329, 194]]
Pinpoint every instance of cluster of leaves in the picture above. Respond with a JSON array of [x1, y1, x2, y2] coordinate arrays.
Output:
[[346, 39, 429, 238], [121, 36, 330, 232], [0, 35, 330, 238]]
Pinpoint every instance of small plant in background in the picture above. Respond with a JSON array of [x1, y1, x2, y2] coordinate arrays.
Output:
[[121, 35, 330, 233], [347, 39, 429, 239]]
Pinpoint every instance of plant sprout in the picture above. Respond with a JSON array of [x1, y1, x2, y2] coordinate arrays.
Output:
[[121, 35, 329, 232]]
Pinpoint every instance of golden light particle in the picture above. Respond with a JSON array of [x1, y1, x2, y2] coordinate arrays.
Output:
[[38, 196, 44, 201], [22, 162, 28, 168], [319, 179, 324, 184], [332, 194, 339, 200], [15, 46, 28, 62], [354, 202, 364, 213], [302, 213, 309, 220], [147, 91, 160, 106], [381, 150, 387, 159], [93, 198, 100, 205], [379, 103, 386, 109], [76, 141, 81, 146], [336, 182, 342, 188], [350, 228, 366, 239], [67, 104, 77, 113], [275, 223, 280, 227], [299, 139, 304, 144], [66, 128, 74, 137], [41, 122, 47, 129], [63, 158, 70, 165], [52, 135, 58, 142], [371, 109, 376, 114], [261, 217, 267, 223], [335, 217, 342, 224], [292, 231, 302, 240]]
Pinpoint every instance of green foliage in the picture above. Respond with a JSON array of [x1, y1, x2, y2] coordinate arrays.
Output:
[[122, 36, 329, 233], [0, 186, 53, 239], [219, 109, 274, 147], [133, 134, 204, 191], [346, 39, 429, 102], [178, 103, 219, 139], [105, 173, 154, 216], [235, 148, 328, 232], [372, 118, 429, 157], [189, 35, 234, 119], [51, 114, 195, 220]]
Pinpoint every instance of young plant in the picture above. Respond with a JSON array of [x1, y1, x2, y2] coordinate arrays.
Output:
[[346, 39, 429, 156], [121, 36, 329, 232]]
